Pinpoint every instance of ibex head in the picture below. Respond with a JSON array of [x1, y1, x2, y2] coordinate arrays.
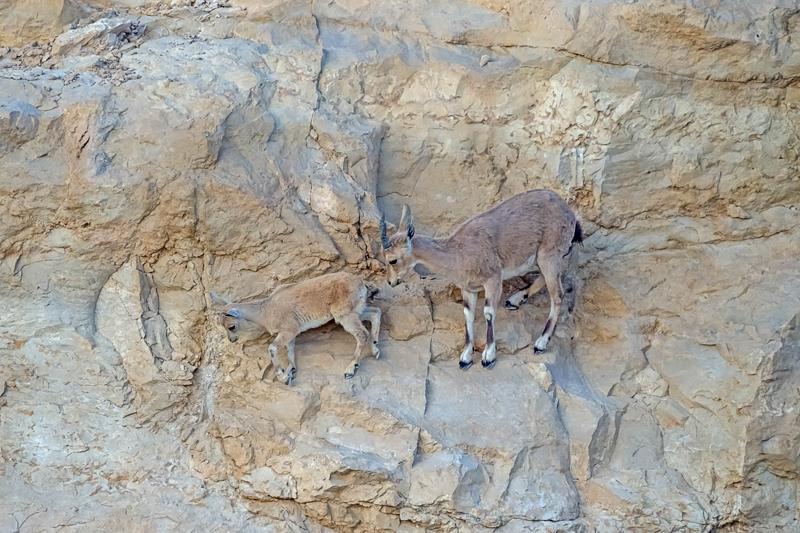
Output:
[[380, 204, 416, 287], [210, 292, 242, 343]]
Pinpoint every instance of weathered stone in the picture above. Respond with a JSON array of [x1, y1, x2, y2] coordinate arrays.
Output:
[[240, 466, 298, 500], [1, 0, 799, 531]]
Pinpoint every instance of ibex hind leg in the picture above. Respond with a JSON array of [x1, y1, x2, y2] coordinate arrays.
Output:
[[481, 277, 503, 369], [360, 305, 382, 359], [505, 275, 546, 310], [338, 314, 372, 379], [459, 289, 478, 370], [534, 255, 564, 354]]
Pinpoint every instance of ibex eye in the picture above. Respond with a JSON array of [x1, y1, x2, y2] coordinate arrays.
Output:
[[389, 259, 397, 265], [227, 325, 235, 331]]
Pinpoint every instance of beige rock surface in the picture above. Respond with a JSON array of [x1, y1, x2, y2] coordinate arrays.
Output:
[[1, 0, 799, 531]]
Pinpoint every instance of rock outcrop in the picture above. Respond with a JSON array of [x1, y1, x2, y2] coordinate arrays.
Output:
[[1, 1, 798, 531]]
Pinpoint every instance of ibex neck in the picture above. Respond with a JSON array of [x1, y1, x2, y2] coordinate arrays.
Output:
[[229, 301, 264, 326], [412, 235, 457, 274]]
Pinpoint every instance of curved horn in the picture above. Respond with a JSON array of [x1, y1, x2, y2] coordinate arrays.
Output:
[[380, 213, 390, 248], [398, 204, 409, 230], [403, 206, 414, 239]]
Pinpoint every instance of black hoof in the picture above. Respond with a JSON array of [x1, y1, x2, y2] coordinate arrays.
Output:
[[481, 359, 496, 369], [459, 360, 473, 370], [533, 346, 545, 354], [504, 300, 519, 311], [344, 363, 358, 379]]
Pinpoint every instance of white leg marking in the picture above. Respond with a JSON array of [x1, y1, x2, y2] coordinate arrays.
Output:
[[483, 342, 497, 363], [482, 305, 497, 365], [534, 335, 549, 352], [460, 344, 474, 363], [482, 278, 502, 368], [460, 290, 478, 369], [461, 305, 475, 364]]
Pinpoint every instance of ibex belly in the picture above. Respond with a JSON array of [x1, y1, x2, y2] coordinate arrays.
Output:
[[297, 313, 334, 332], [501, 253, 538, 280]]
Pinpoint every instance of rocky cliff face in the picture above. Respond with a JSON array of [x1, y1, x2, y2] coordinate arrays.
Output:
[[1, 1, 799, 531]]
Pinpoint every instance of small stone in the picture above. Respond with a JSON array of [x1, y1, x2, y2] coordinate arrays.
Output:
[[726, 204, 751, 219], [240, 467, 297, 500]]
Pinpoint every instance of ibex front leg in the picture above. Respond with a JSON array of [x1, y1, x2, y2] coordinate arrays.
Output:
[[459, 289, 478, 370], [339, 313, 372, 379], [360, 305, 382, 359], [270, 331, 298, 385], [482, 277, 502, 369]]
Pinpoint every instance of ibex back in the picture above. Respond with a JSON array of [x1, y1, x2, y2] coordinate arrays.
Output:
[[381, 189, 581, 369]]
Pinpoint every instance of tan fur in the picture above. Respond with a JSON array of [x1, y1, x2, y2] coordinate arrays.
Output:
[[214, 272, 381, 384], [382, 189, 580, 368]]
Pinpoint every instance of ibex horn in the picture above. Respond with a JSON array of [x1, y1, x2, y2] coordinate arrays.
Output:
[[380, 213, 390, 248], [398, 204, 409, 229]]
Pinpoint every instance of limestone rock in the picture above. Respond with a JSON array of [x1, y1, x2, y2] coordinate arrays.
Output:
[[241, 467, 298, 501], [51, 17, 148, 57], [1, 0, 799, 531]]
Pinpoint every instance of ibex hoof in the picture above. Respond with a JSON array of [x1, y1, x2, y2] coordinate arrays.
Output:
[[504, 300, 519, 311], [281, 367, 297, 385], [459, 360, 473, 370], [481, 359, 496, 369], [344, 363, 359, 379], [534, 335, 549, 354]]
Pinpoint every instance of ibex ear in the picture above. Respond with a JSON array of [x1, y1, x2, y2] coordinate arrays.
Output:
[[209, 292, 230, 307], [225, 308, 241, 318]]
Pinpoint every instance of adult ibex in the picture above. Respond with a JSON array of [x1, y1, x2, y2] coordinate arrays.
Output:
[[210, 272, 381, 384], [381, 189, 582, 369]]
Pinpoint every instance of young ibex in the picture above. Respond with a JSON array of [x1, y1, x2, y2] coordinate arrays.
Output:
[[381, 189, 582, 369], [210, 272, 381, 384]]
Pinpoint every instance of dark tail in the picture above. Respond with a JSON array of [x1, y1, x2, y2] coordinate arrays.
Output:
[[563, 221, 584, 258], [572, 221, 584, 245]]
